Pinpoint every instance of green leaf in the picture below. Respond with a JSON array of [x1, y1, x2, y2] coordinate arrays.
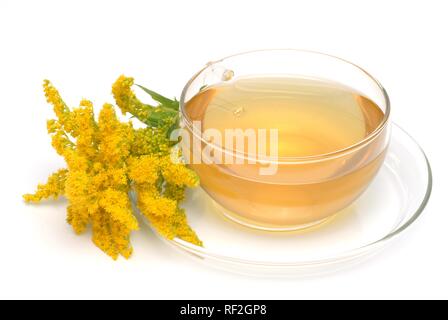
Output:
[[136, 84, 179, 110]]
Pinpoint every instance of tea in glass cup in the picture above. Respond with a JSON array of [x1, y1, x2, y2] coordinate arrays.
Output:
[[180, 50, 390, 231]]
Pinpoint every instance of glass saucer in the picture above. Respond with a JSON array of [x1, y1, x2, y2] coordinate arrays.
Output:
[[142, 123, 432, 276]]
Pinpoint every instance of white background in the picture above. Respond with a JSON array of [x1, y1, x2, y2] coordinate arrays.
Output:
[[0, 0, 446, 299]]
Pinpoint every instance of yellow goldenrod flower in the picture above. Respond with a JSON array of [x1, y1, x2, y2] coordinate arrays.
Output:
[[43, 79, 70, 125], [24, 78, 202, 259], [23, 169, 68, 202], [112, 75, 179, 129], [161, 156, 199, 187], [112, 75, 151, 121]]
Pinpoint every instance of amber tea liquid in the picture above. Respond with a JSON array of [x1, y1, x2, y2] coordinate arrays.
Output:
[[183, 76, 387, 229]]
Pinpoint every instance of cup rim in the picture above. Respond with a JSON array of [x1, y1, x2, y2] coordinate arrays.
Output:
[[180, 49, 391, 163]]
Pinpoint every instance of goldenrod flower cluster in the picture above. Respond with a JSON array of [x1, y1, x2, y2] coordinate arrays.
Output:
[[24, 76, 202, 260]]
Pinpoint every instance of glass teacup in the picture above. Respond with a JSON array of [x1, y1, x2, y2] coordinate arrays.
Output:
[[179, 50, 390, 231]]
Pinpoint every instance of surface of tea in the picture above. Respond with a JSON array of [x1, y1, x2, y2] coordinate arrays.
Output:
[[184, 76, 387, 229], [185, 76, 384, 158]]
